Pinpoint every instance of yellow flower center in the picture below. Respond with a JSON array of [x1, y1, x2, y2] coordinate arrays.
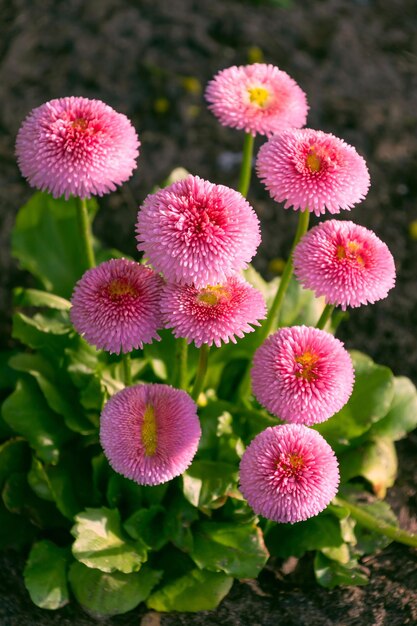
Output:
[[248, 86, 270, 107], [306, 148, 322, 173], [279, 452, 305, 475], [108, 279, 138, 300], [197, 285, 228, 306], [71, 117, 89, 131], [295, 351, 320, 381], [336, 241, 365, 266], [141, 404, 157, 456]]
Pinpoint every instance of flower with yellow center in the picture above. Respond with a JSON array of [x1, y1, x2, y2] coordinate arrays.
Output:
[[141, 404, 158, 456], [100, 383, 201, 486], [248, 86, 270, 108], [305, 148, 322, 173], [336, 241, 365, 267], [252, 325, 354, 425], [295, 351, 320, 381]]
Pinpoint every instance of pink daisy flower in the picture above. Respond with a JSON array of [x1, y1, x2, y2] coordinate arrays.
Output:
[[70, 258, 163, 354], [294, 220, 396, 310], [251, 326, 354, 425], [256, 128, 370, 215], [100, 384, 201, 486], [239, 424, 339, 523], [161, 276, 266, 348], [136, 175, 261, 288], [205, 64, 308, 137], [16, 97, 139, 199]]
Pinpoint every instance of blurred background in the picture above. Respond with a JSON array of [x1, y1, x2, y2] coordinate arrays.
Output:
[[1, 0, 417, 381]]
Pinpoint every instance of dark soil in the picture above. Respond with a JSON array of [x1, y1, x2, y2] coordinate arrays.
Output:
[[1, 0, 417, 624]]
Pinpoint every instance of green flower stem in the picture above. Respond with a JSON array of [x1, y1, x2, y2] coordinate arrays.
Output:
[[175, 338, 188, 390], [191, 344, 210, 402], [122, 353, 132, 387], [239, 210, 310, 401], [77, 197, 96, 269], [238, 133, 255, 198], [266, 209, 311, 330], [261, 209, 310, 340], [316, 303, 335, 330], [333, 496, 417, 548]]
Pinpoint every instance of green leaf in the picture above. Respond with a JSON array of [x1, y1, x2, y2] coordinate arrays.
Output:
[[198, 401, 233, 456], [9, 352, 94, 434], [369, 376, 417, 441], [28, 456, 54, 501], [0, 350, 19, 392], [106, 472, 143, 514], [24, 541, 70, 610], [147, 569, 233, 612], [352, 500, 398, 554], [339, 437, 398, 498], [143, 329, 177, 381], [2, 377, 72, 464], [182, 460, 239, 510], [190, 521, 269, 578], [198, 402, 244, 463], [316, 352, 394, 452], [14, 287, 72, 311], [244, 265, 279, 309], [66, 338, 100, 385], [239, 406, 280, 439], [0, 438, 31, 491], [124, 506, 168, 551], [217, 359, 248, 402], [72, 507, 147, 573], [2, 472, 68, 529], [281, 276, 323, 328], [12, 191, 97, 297], [314, 552, 369, 588], [163, 494, 199, 552], [45, 450, 99, 519], [265, 513, 345, 559], [69, 561, 162, 617], [12, 312, 72, 353], [0, 500, 37, 550]]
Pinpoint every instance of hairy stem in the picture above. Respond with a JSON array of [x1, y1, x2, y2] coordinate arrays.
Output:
[[76, 197, 96, 269], [123, 353, 132, 387], [333, 496, 417, 548], [239, 210, 310, 400], [191, 344, 210, 402], [175, 338, 188, 390], [261, 209, 310, 339], [238, 133, 255, 198], [316, 303, 335, 330]]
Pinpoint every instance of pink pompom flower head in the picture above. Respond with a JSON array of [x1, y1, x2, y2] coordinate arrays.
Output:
[[256, 128, 370, 215], [251, 326, 354, 425], [70, 258, 163, 355], [16, 96, 139, 199], [294, 220, 396, 310], [100, 384, 201, 486], [136, 175, 261, 288], [239, 424, 339, 523], [205, 63, 308, 137], [161, 276, 266, 348]]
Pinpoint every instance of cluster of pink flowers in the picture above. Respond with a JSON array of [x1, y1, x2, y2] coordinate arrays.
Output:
[[205, 63, 396, 523], [136, 174, 266, 347], [16, 62, 397, 520]]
